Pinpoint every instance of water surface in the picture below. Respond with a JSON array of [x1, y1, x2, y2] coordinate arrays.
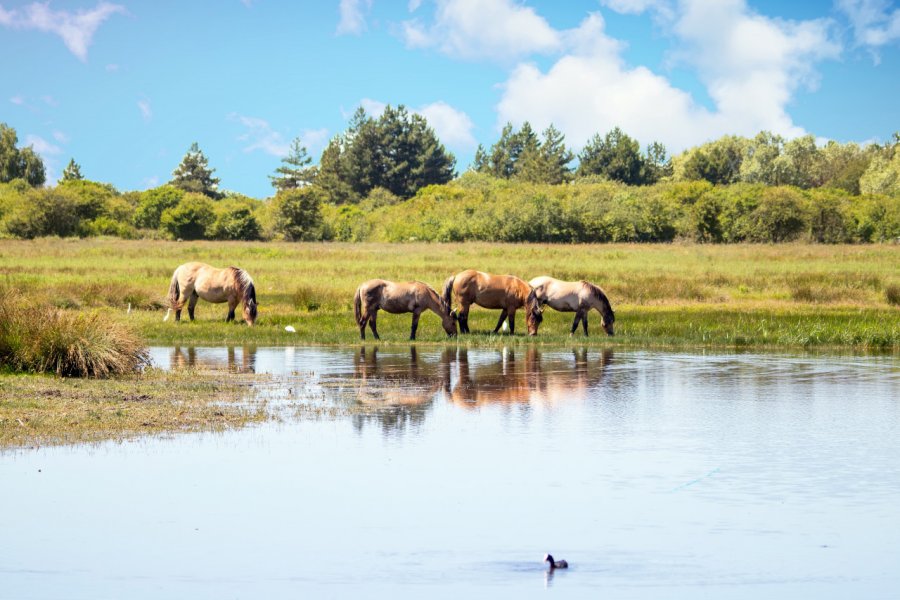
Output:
[[2, 346, 898, 599]]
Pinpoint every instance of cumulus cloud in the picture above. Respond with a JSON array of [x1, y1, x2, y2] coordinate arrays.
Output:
[[416, 101, 477, 149], [836, 0, 900, 56], [400, 0, 561, 60], [496, 1, 840, 153], [337, 0, 372, 35], [600, 0, 671, 16], [231, 114, 329, 157], [0, 2, 125, 61]]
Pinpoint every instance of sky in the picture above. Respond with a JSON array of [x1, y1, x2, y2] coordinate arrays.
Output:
[[2, 0, 899, 197]]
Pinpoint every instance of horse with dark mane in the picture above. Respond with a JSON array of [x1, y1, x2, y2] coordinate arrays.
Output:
[[163, 262, 258, 326], [529, 276, 614, 336], [354, 279, 457, 340], [443, 269, 543, 336]]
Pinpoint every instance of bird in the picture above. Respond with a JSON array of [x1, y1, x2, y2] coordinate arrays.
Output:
[[284, 325, 297, 333], [544, 553, 568, 569]]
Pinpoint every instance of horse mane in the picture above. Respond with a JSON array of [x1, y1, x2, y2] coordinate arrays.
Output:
[[421, 281, 452, 316], [229, 267, 257, 306], [582, 280, 614, 322]]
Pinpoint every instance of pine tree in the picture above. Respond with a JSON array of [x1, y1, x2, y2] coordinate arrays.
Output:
[[269, 138, 317, 191], [577, 127, 645, 184], [61, 158, 84, 182], [170, 142, 220, 198]]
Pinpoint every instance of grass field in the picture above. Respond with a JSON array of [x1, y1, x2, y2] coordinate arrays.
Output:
[[0, 238, 898, 350]]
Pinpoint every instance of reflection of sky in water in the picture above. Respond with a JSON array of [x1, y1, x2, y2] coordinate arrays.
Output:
[[3, 348, 899, 599]]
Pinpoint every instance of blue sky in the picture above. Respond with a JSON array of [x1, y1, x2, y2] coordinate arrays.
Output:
[[3, 0, 899, 197]]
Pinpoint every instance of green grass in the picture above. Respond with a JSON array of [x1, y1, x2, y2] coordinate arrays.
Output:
[[0, 238, 898, 351]]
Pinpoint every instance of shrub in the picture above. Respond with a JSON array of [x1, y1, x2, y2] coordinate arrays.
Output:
[[743, 187, 807, 242], [272, 187, 325, 241], [134, 185, 184, 229], [210, 205, 261, 240], [159, 192, 216, 240], [0, 290, 148, 377], [1, 188, 79, 238]]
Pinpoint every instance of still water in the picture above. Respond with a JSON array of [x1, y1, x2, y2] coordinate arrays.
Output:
[[2, 346, 899, 599]]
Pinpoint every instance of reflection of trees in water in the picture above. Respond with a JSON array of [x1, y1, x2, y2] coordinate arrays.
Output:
[[347, 345, 614, 436], [169, 346, 257, 373]]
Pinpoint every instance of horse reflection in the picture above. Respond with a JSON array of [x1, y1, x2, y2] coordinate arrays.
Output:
[[449, 347, 612, 409], [169, 346, 257, 373]]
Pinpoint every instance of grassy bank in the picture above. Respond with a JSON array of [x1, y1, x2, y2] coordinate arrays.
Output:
[[0, 368, 266, 449], [0, 239, 897, 350]]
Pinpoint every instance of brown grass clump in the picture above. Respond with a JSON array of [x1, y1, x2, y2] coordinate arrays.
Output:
[[0, 290, 148, 377], [886, 284, 900, 307]]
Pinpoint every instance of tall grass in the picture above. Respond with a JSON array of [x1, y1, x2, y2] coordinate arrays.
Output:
[[0, 289, 148, 377]]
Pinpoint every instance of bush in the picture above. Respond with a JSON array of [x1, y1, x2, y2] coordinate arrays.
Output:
[[742, 187, 807, 242], [159, 193, 216, 240], [272, 187, 325, 241], [210, 205, 261, 240], [0, 290, 148, 377], [134, 185, 184, 229], [1, 188, 79, 238]]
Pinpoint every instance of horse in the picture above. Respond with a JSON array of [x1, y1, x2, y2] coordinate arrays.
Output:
[[163, 262, 258, 326], [354, 279, 457, 340], [529, 276, 615, 336], [442, 269, 543, 336]]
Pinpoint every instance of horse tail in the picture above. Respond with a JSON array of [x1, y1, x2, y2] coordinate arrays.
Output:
[[354, 286, 364, 326], [442, 275, 455, 310], [164, 271, 180, 321]]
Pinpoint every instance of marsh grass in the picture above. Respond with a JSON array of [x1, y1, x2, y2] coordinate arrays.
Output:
[[1, 239, 898, 350], [0, 368, 266, 448], [886, 284, 900, 307], [0, 289, 148, 377]]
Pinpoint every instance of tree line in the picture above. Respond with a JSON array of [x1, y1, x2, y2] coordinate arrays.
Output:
[[1, 106, 898, 243]]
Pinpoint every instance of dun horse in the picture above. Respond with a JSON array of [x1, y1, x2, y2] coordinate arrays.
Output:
[[442, 269, 543, 336], [163, 262, 258, 326], [529, 276, 615, 336], [354, 280, 457, 340]]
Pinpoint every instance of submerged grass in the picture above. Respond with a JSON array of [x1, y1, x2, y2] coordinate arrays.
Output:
[[0, 368, 267, 449], [0, 239, 898, 351]]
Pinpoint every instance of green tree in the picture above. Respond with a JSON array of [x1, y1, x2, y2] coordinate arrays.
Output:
[[577, 127, 645, 184], [270, 137, 317, 191], [170, 142, 220, 198], [159, 193, 216, 239], [0, 123, 46, 187], [642, 141, 671, 183], [61, 158, 84, 182], [316, 136, 357, 204], [133, 185, 185, 229], [681, 136, 746, 185], [272, 187, 325, 241], [515, 124, 573, 184]]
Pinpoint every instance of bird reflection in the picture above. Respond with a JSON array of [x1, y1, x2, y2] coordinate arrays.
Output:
[[169, 345, 257, 373]]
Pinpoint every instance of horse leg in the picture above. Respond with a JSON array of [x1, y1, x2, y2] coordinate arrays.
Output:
[[188, 293, 199, 322], [459, 304, 471, 334], [582, 312, 589, 336], [508, 309, 516, 335], [369, 310, 380, 340], [410, 310, 421, 341], [359, 315, 367, 340], [570, 310, 584, 335], [492, 309, 509, 334]]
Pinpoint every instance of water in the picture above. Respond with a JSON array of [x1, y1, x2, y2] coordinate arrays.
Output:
[[2, 346, 899, 599]]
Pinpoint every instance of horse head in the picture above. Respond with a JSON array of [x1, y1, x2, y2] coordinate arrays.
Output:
[[525, 289, 543, 336]]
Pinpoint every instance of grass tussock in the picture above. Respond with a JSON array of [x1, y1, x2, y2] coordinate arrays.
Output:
[[886, 284, 900, 306], [0, 290, 148, 377]]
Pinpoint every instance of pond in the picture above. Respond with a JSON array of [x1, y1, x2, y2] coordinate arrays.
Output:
[[2, 346, 899, 598]]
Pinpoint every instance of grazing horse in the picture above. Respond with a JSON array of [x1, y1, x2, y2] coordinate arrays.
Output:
[[163, 262, 258, 326], [529, 276, 615, 336], [442, 269, 543, 336], [354, 279, 457, 340]]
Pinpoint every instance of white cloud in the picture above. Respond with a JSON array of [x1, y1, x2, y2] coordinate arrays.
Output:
[[337, 0, 372, 35], [0, 2, 126, 62], [231, 114, 329, 157], [359, 97, 387, 116], [400, 0, 562, 60], [417, 101, 477, 149], [496, 2, 841, 153], [836, 0, 900, 56], [408, 0, 422, 11], [137, 99, 152, 121], [141, 176, 160, 189], [600, 0, 670, 15], [52, 130, 69, 143], [25, 134, 62, 156], [10, 95, 25, 105]]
